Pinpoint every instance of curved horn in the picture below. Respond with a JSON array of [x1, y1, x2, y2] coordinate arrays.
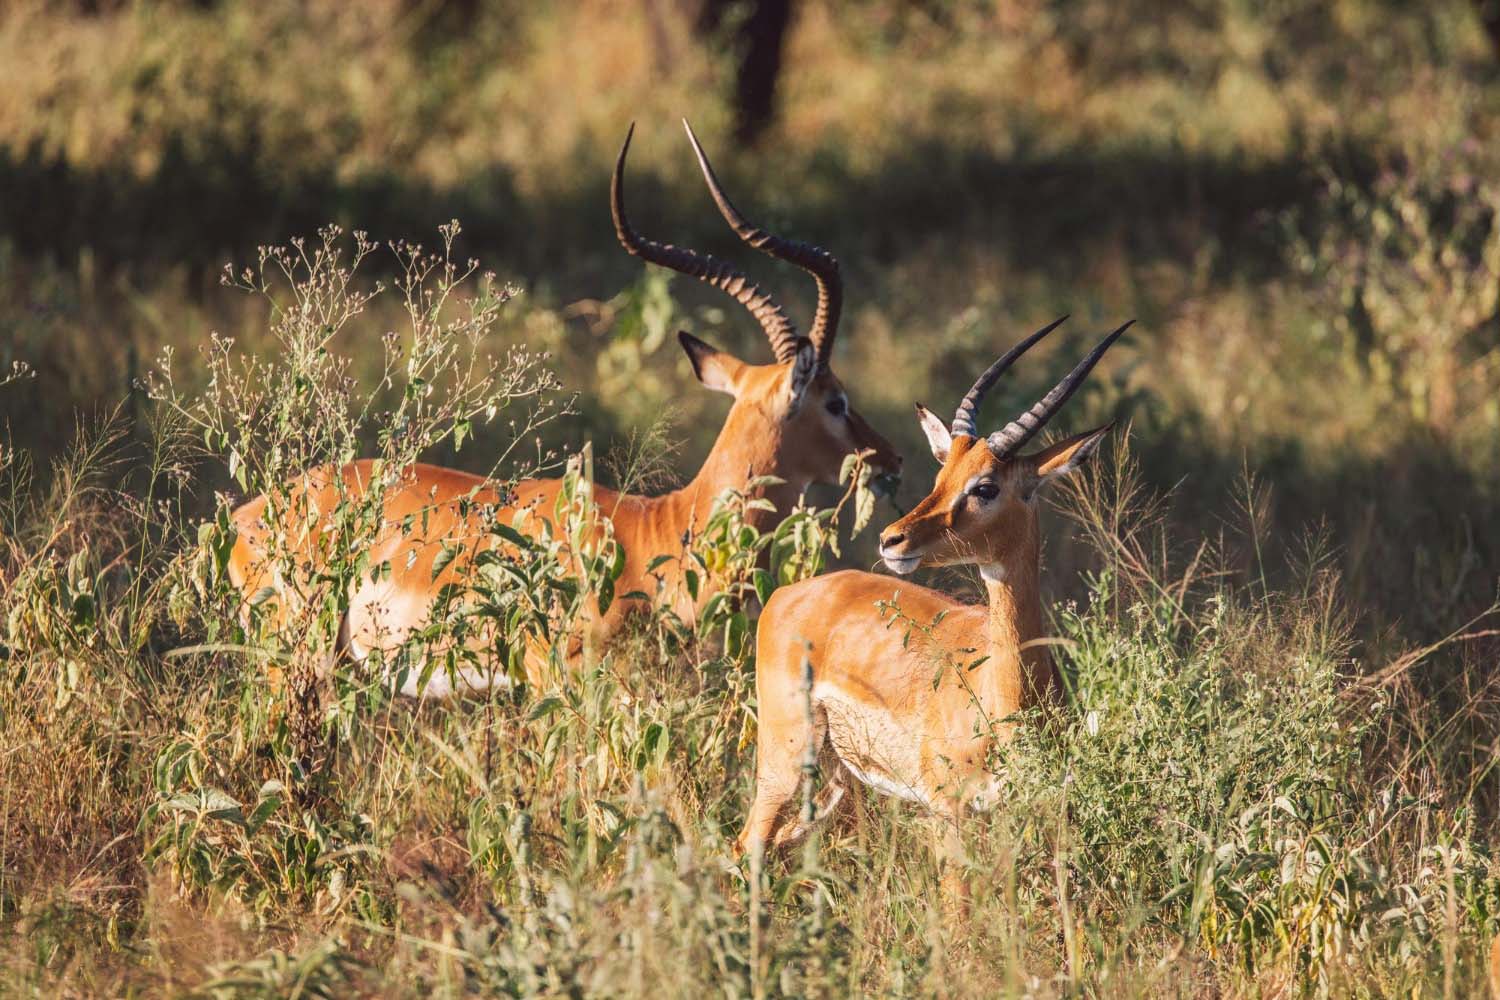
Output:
[[612, 124, 804, 364], [950, 315, 1069, 438], [681, 119, 844, 369], [987, 320, 1133, 458]]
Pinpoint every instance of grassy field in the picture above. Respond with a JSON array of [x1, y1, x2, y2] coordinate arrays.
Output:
[[4, 0, 1500, 994]]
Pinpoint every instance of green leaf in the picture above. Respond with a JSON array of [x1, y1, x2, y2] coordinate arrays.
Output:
[[700, 593, 726, 627], [490, 522, 532, 549], [852, 479, 876, 535], [200, 788, 246, 826], [247, 794, 282, 834], [839, 452, 859, 485], [753, 569, 776, 606], [431, 543, 461, 582]]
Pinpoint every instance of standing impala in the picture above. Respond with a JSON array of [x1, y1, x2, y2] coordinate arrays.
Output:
[[737, 316, 1129, 875], [227, 122, 900, 696]]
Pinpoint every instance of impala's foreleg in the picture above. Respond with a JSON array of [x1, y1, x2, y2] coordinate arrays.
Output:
[[735, 737, 804, 860], [932, 799, 972, 919], [770, 758, 848, 849], [735, 663, 838, 858]]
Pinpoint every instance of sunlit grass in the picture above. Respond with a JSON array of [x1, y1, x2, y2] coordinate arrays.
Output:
[[4, 1, 1500, 994]]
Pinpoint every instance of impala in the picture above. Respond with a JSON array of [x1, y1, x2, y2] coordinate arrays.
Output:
[[227, 122, 901, 696], [737, 316, 1129, 875]]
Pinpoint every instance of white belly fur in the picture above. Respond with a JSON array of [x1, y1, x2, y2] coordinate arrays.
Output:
[[813, 681, 934, 808], [346, 604, 514, 699]]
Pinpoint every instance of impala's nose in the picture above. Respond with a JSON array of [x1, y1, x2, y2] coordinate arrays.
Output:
[[859, 445, 902, 476], [878, 529, 922, 575], [871, 470, 901, 500]]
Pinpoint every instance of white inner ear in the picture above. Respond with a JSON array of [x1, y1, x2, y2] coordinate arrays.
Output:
[[1031, 429, 1111, 497], [785, 341, 816, 412], [695, 355, 738, 396], [1038, 433, 1105, 483], [915, 405, 952, 462], [683, 338, 739, 396]]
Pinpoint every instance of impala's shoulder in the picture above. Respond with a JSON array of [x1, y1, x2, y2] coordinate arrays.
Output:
[[504, 476, 625, 513], [228, 492, 267, 526], [867, 577, 972, 621]]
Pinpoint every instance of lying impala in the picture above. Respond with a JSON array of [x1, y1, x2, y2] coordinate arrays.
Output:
[[227, 122, 900, 696], [738, 316, 1129, 872]]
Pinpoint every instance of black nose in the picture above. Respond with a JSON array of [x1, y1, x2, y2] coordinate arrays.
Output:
[[881, 531, 905, 550]]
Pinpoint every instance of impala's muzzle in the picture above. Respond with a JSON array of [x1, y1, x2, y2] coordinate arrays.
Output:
[[870, 470, 902, 502], [878, 491, 949, 574], [878, 525, 927, 575], [878, 544, 921, 576]]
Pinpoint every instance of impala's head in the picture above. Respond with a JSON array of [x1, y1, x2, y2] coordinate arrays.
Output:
[[878, 317, 1130, 577], [611, 122, 901, 487]]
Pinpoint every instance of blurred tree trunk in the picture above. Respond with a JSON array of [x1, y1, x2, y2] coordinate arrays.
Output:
[[1477, 0, 1500, 58], [696, 0, 795, 144], [75, 0, 219, 9]]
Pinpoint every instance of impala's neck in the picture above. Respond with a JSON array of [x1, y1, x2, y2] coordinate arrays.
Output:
[[977, 523, 1057, 714], [662, 409, 803, 537]]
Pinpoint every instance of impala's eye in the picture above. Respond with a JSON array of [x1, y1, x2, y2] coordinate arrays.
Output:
[[825, 395, 848, 418], [970, 481, 1000, 502]]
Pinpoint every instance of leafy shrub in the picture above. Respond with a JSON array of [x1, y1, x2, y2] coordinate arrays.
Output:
[[5, 212, 1500, 995], [1291, 149, 1500, 441]]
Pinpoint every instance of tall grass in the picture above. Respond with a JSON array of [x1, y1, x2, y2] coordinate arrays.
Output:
[[2, 219, 1498, 995], [4, 1, 1500, 994]]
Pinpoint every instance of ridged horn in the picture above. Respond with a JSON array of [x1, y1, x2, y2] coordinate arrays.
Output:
[[611, 123, 803, 363], [950, 315, 1069, 438], [987, 320, 1133, 457], [682, 119, 843, 369]]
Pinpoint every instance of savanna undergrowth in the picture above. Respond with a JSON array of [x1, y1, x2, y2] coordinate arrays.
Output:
[[3, 222, 1499, 998]]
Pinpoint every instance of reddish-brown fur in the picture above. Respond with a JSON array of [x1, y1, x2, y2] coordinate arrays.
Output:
[[227, 344, 899, 694], [739, 424, 1108, 879]]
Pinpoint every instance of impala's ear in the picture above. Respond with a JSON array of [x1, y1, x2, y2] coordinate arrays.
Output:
[[1025, 423, 1114, 494], [679, 331, 746, 396], [785, 338, 816, 412], [914, 403, 952, 463]]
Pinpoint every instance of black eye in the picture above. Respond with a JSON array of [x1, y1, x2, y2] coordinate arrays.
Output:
[[971, 481, 999, 501], [825, 396, 848, 418]]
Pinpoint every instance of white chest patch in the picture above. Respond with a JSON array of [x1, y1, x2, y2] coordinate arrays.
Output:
[[978, 563, 1008, 583], [968, 774, 1004, 812], [346, 633, 369, 663]]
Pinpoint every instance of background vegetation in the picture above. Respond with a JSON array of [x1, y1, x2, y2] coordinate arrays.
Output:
[[3, 0, 1500, 994]]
